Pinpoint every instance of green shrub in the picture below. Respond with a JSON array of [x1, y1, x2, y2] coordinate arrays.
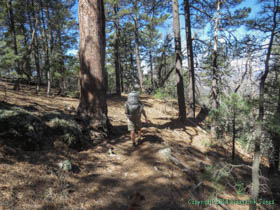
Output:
[[201, 164, 231, 194], [235, 181, 246, 196], [209, 93, 254, 145], [65, 90, 79, 98], [0, 105, 46, 151], [48, 117, 82, 149], [154, 87, 169, 99]]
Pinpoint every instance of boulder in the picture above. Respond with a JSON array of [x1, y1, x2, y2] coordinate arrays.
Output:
[[58, 160, 72, 171], [158, 147, 172, 161]]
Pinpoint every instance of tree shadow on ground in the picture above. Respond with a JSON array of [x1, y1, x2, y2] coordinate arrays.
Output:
[[0, 100, 38, 111], [155, 118, 196, 130], [84, 172, 217, 210], [109, 125, 128, 140], [141, 134, 164, 144], [1, 127, 279, 209], [108, 122, 165, 147], [153, 105, 209, 130]]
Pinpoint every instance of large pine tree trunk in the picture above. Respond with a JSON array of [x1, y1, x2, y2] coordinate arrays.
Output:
[[78, 0, 109, 133], [211, 0, 221, 138], [184, 0, 195, 119], [172, 0, 186, 121], [113, 4, 121, 96]]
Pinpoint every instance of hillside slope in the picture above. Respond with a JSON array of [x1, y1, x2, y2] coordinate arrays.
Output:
[[0, 81, 277, 210]]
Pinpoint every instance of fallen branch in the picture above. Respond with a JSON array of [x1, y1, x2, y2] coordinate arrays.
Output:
[[228, 164, 252, 169]]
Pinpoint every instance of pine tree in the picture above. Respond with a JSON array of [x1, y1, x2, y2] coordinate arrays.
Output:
[[78, 0, 110, 134], [184, 0, 196, 118], [246, 1, 280, 209], [172, 0, 186, 121]]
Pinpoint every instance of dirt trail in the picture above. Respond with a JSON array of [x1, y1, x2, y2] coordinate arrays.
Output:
[[104, 95, 212, 209], [0, 82, 275, 210]]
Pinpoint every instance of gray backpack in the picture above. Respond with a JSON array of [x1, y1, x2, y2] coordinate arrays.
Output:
[[125, 91, 142, 118]]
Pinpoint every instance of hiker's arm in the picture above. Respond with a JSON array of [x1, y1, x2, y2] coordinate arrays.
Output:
[[142, 109, 149, 123]]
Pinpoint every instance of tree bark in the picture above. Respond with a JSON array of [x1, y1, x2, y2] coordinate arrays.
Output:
[[120, 63, 124, 92], [133, 15, 145, 92], [184, 0, 196, 118], [232, 104, 236, 161], [211, 0, 221, 138], [45, 3, 53, 96], [58, 29, 65, 95], [129, 39, 135, 90], [113, 4, 121, 96], [172, 0, 186, 121], [78, 0, 109, 133], [31, 0, 41, 93], [149, 49, 154, 88], [39, 0, 51, 96]]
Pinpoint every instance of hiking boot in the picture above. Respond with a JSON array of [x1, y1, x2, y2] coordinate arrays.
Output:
[[137, 136, 143, 145]]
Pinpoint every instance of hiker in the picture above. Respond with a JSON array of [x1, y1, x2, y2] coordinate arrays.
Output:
[[125, 88, 149, 147]]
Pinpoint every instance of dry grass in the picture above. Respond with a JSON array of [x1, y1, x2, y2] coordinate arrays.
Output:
[[0, 81, 277, 210]]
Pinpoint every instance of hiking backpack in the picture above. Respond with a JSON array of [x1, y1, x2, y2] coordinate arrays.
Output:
[[125, 91, 142, 117]]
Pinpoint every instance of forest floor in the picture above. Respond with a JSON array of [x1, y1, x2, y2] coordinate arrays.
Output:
[[0, 81, 279, 210]]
